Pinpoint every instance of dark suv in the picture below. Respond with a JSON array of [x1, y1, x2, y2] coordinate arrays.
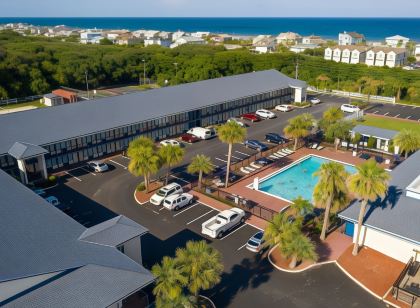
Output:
[[265, 133, 286, 144]]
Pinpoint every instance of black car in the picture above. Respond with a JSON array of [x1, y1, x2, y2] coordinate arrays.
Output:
[[265, 133, 286, 144]]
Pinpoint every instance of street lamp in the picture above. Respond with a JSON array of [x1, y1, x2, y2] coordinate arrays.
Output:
[[142, 59, 146, 85], [85, 70, 90, 100]]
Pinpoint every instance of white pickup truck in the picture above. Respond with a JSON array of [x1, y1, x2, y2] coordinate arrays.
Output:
[[201, 208, 246, 239]]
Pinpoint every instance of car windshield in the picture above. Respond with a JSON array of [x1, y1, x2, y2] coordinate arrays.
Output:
[[164, 199, 171, 204], [156, 189, 167, 197], [216, 215, 229, 223], [247, 239, 259, 247], [98, 163, 106, 167], [253, 232, 264, 240]]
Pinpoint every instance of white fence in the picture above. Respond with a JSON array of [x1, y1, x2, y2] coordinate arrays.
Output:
[[308, 86, 396, 103]]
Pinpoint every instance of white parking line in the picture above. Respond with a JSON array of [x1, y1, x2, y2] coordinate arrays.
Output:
[[394, 114, 400, 118], [221, 224, 248, 240], [383, 112, 389, 116], [237, 243, 248, 251], [65, 171, 82, 182], [81, 167, 96, 176], [401, 105, 407, 108], [170, 174, 190, 184], [412, 106, 418, 109], [159, 206, 166, 211], [215, 157, 228, 163], [226, 154, 241, 160], [373, 110, 379, 114], [121, 155, 130, 160], [152, 210, 160, 215], [186, 210, 214, 225], [406, 116, 412, 119], [235, 150, 250, 157], [109, 159, 127, 170], [210, 163, 218, 167], [173, 202, 198, 217]]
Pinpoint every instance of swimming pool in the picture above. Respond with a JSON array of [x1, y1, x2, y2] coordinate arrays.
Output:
[[257, 155, 357, 202]]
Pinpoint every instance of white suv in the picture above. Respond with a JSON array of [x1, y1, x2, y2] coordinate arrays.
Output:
[[150, 182, 183, 205], [341, 104, 361, 113], [256, 109, 276, 119], [163, 193, 194, 210]]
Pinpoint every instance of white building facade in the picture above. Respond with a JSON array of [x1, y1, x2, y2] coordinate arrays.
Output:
[[338, 31, 365, 46]]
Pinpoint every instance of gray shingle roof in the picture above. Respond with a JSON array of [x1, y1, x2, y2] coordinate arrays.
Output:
[[79, 215, 148, 247], [352, 125, 398, 140], [339, 150, 420, 244], [3, 264, 154, 308], [8, 142, 48, 160], [0, 70, 306, 154], [0, 169, 154, 306]]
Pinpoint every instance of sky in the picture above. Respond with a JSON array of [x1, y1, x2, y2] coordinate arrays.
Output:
[[1, 0, 419, 17]]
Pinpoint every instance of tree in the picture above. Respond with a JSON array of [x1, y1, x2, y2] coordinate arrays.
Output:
[[313, 162, 350, 240], [319, 106, 344, 131], [187, 154, 214, 190], [316, 74, 330, 90], [127, 136, 161, 193], [175, 240, 223, 304], [218, 121, 247, 188], [289, 197, 313, 219], [393, 129, 420, 159], [152, 256, 188, 307], [407, 56, 417, 65], [324, 120, 354, 151], [281, 231, 318, 269], [99, 38, 113, 45], [283, 113, 314, 150], [158, 145, 185, 185], [263, 212, 301, 251], [347, 160, 390, 255]]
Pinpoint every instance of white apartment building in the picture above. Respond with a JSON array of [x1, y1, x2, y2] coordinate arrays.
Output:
[[172, 31, 186, 41], [191, 31, 210, 38], [170, 36, 206, 48], [302, 35, 326, 45], [144, 37, 172, 47], [80, 30, 103, 44], [415, 44, 420, 56], [366, 47, 407, 67], [132, 29, 160, 39], [290, 44, 318, 53], [385, 35, 410, 48], [338, 31, 365, 45]]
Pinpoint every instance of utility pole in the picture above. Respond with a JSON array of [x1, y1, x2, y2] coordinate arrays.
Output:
[[295, 57, 299, 79], [142, 59, 146, 85], [173, 62, 178, 84], [85, 70, 90, 100], [337, 75, 340, 90]]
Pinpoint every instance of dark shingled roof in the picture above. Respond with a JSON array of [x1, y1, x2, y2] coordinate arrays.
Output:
[[0, 70, 306, 154], [352, 125, 398, 140], [339, 150, 420, 244]]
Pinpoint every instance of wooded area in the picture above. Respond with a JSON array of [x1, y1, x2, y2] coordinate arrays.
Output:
[[1, 30, 420, 103]]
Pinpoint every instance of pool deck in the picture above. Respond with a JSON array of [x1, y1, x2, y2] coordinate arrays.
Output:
[[223, 146, 389, 212]]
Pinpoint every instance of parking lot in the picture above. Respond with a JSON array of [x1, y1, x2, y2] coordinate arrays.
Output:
[[365, 102, 420, 121]]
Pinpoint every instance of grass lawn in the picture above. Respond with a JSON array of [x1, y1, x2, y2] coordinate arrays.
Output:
[[362, 115, 420, 134], [0, 100, 45, 110]]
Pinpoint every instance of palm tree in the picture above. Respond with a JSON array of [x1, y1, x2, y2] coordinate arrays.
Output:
[[322, 107, 344, 126], [152, 256, 188, 306], [127, 136, 161, 193], [158, 145, 185, 185], [316, 74, 330, 90], [175, 240, 223, 304], [281, 232, 318, 269], [347, 160, 390, 256], [394, 129, 420, 159], [290, 197, 312, 219], [263, 212, 301, 250], [283, 113, 314, 150], [313, 162, 350, 241], [187, 154, 214, 190], [324, 120, 354, 151], [218, 121, 247, 188]]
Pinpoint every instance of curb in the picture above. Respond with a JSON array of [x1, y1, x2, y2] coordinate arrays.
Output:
[[199, 295, 216, 308], [133, 190, 148, 205]]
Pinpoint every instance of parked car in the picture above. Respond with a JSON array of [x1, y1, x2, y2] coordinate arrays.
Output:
[[310, 98, 321, 105], [340, 104, 361, 113], [150, 182, 183, 205], [240, 113, 260, 122], [265, 133, 287, 144], [246, 231, 265, 253], [275, 104, 294, 112], [180, 133, 200, 143], [201, 208, 246, 239], [160, 139, 181, 147], [187, 127, 215, 140], [227, 117, 246, 127], [45, 196, 60, 207], [163, 193, 194, 210], [244, 140, 268, 151], [87, 161, 109, 172], [255, 109, 276, 119]]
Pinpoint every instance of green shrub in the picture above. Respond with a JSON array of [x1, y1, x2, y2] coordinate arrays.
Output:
[[48, 175, 57, 183], [351, 101, 369, 109], [292, 101, 311, 108], [367, 136, 376, 148], [136, 182, 146, 192]]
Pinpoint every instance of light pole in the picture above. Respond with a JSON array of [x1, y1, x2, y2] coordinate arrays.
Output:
[[173, 62, 178, 84], [85, 70, 90, 100], [142, 59, 146, 85]]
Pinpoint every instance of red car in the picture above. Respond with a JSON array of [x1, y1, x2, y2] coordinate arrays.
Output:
[[180, 133, 200, 143], [241, 113, 260, 122]]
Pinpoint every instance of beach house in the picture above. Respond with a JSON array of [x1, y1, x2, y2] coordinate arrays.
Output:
[[338, 31, 365, 46], [386, 35, 410, 48]]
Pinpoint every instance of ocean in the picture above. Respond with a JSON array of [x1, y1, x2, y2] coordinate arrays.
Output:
[[1, 17, 420, 41]]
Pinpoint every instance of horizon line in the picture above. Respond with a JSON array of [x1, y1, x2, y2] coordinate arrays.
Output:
[[2, 16, 420, 19]]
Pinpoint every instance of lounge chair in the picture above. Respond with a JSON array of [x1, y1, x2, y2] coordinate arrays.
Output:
[[240, 167, 250, 174], [250, 162, 262, 169], [273, 153, 284, 158], [283, 148, 294, 154], [316, 146, 324, 151], [280, 149, 290, 155], [244, 166, 255, 172], [275, 151, 286, 157], [311, 143, 319, 149], [359, 153, 371, 160], [268, 155, 279, 160]]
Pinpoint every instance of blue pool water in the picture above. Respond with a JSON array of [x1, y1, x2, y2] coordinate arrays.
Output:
[[258, 156, 356, 202]]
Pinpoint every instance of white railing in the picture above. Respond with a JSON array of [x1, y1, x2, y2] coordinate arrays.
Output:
[[308, 86, 396, 103]]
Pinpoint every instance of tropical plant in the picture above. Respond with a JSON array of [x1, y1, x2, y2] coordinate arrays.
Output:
[[187, 154, 214, 190], [152, 256, 188, 307], [322, 107, 344, 126], [290, 197, 313, 219], [175, 240, 223, 304], [218, 121, 247, 188], [127, 136, 161, 193], [394, 129, 420, 158], [158, 144, 185, 185], [263, 212, 301, 250], [347, 160, 390, 255], [281, 231, 318, 269], [316, 74, 330, 89], [324, 120, 354, 151], [313, 162, 350, 240], [283, 113, 314, 150]]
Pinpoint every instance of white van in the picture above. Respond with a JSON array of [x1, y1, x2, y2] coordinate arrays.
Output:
[[150, 182, 183, 205], [187, 127, 215, 140]]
